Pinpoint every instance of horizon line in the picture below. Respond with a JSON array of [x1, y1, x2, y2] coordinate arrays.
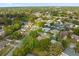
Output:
[[0, 3, 79, 7]]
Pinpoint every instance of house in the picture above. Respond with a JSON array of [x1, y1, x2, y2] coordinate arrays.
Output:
[[0, 29, 5, 37], [44, 23, 51, 27], [74, 25, 79, 28], [64, 47, 79, 56], [67, 11, 73, 14], [50, 29, 59, 35], [60, 31, 69, 38], [15, 40, 21, 43], [71, 34, 79, 41], [69, 43, 76, 48], [33, 12, 41, 17], [37, 33, 50, 41], [46, 20, 53, 24], [51, 40, 57, 44], [65, 22, 75, 29], [0, 41, 7, 50], [46, 14, 51, 19], [50, 29, 60, 41], [42, 28, 50, 32], [22, 22, 28, 25], [36, 18, 46, 22], [30, 25, 40, 31], [54, 21, 65, 30]]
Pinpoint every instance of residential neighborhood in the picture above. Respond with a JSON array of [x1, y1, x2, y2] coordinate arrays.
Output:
[[0, 7, 79, 56]]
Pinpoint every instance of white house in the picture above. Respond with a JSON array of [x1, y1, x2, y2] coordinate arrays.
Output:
[[0, 29, 5, 36], [71, 34, 79, 42], [42, 28, 50, 32]]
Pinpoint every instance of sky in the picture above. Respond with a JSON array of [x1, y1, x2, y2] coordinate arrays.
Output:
[[0, 3, 79, 7], [0, 0, 79, 3]]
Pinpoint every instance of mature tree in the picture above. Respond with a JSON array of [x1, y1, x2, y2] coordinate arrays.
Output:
[[61, 40, 69, 49], [13, 44, 30, 56], [73, 27, 79, 36], [13, 47, 23, 56], [35, 21, 45, 27], [29, 30, 39, 38], [3, 25, 13, 35], [13, 23, 22, 31], [27, 15, 37, 22], [39, 38, 51, 49], [32, 47, 48, 56], [48, 43, 63, 56], [72, 20, 79, 25], [13, 35, 40, 56], [61, 37, 76, 49], [0, 17, 12, 25], [10, 31, 23, 40], [75, 42, 79, 53], [0, 36, 4, 41]]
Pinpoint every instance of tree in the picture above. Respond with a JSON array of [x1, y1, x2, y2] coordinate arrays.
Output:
[[22, 35, 39, 51], [10, 31, 23, 40], [73, 27, 79, 36], [61, 37, 76, 49], [21, 16, 28, 22], [61, 40, 69, 49], [48, 43, 63, 56], [75, 42, 79, 53], [32, 47, 48, 56], [3, 22, 22, 36], [3, 25, 13, 35], [39, 38, 51, 49], [29, 30, 38, 38], [13, 23, 22, 31], [13, 47, 23, 56], [33, 38, 40, 48], [12, 19, 21, 24], [0, 17, 12, 25], [25, 36, 39, 50], [0, 36, 4, 41], [13, 34, 40, 56], [35, 21, 45, 27], [72, 20, 79, 25], [27, 15, 37, 22], [13, 44, 30, 56]]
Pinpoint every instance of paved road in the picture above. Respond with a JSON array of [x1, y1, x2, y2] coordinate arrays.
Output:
[[6, 41, 21, 56], [60, 52, 68, 56], [64, 48, 79, 56]]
